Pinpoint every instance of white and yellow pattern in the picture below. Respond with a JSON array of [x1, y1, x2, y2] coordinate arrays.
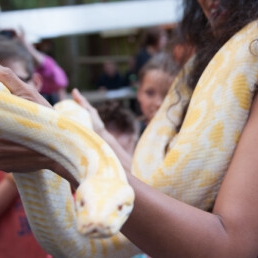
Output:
[[132, 20, 258, 210], [0, 90, 138, 257], [0, 20, 258, 258]]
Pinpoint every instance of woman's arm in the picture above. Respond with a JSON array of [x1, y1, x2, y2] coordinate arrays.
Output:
[[121, 93, 258, 257]]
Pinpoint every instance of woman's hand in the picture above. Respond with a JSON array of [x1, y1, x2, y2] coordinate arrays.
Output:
[[0, 139, 56, 173], [72, 88, 105, 134], [0, 65, 51, 108], [72, 88, 133, 173]]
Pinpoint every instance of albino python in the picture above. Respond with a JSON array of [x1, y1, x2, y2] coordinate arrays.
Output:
[[1, 20, 258, 257]]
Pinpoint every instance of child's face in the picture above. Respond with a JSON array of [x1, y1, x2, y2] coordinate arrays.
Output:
[[137, 69, 172, 123]]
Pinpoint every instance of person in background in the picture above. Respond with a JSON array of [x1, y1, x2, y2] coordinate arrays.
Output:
[[122, 57, 139, 114], [0, 36, 49, 258], [17, 29, 69, 105], [97, 101, 139, 155], [96, 60, 123, 91], [136, 52, 178, 133], [134, 26, 168, 77], [122, 57, 137, 87]]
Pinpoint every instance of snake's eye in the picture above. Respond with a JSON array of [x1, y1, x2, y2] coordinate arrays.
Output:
[[117, 202, 132, 216], [80, 200, 85, 207]]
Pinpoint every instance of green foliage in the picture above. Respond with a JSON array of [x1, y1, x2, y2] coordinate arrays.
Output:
[[1, 0, 62, 11], [1, 0, 127, 11]]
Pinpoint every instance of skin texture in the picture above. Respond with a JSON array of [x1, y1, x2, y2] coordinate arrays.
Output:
[[17, 29, 67, 101]]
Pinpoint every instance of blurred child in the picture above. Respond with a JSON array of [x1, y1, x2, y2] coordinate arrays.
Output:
[[96, 60, 123, 91], [0, 36, 49, 258], [97, 101, 139, 155], [17, 29, 69, 105], [137, 52, 178, 133]]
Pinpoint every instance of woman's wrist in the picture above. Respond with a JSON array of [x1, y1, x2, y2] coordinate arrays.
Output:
[[95, 123, 106, 136]]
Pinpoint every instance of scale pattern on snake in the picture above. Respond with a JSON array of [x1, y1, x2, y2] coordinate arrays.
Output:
[[0, 20, 258, 257], [0, 91, 137, 257]]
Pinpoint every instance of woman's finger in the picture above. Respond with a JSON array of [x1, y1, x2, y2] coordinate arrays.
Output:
[[71, 88, 90, 109], [0, 65, 51, 107], [71, 88, 105, 133]]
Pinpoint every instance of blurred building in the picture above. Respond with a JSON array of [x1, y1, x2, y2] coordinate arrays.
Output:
[[0, 0, 182, 90]]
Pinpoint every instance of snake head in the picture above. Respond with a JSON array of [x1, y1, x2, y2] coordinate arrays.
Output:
[[75, 177, 135, 238]]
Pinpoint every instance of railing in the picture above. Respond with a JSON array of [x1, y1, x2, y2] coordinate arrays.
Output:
[[1, 0, 129, 11], [68, 86, 136, 105]]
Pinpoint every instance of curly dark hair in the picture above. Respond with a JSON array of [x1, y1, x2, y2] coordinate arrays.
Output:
[[176, 0, 258, 90], [97, 101, 138, 135]]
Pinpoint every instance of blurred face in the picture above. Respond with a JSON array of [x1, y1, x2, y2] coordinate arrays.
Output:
[[137, 69, 172, 123], [197, 0, 227, 30], [158, 31, 168, 51], [1, 59, 42, 91], [104, 62, 117, 76]]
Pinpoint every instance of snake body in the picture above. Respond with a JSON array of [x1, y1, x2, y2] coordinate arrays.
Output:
[[0, 21, 258, 257], [0, 89, 136, 257], [132, 20, 258, 210]]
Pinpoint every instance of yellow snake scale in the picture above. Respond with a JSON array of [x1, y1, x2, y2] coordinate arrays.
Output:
[[0, 20, 258, 257]]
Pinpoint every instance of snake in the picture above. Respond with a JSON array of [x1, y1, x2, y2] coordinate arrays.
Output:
[[0, 20, 258, 257], [0, 90, 137, 257]]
